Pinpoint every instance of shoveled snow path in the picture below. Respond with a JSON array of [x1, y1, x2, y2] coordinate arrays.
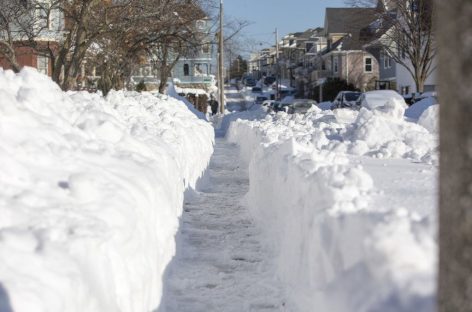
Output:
[[159, 138, 288, 311]]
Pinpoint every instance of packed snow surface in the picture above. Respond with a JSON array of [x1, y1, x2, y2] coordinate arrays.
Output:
[[160, 139, 287, 311], [227, 99, 438, 311], [0, 68, 214, 311]]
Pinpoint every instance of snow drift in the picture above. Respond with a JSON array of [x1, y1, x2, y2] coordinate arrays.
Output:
[[0, 68, 214, 311], [227, 103, 437, 311]]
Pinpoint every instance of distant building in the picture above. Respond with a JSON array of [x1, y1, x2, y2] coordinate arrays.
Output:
[[172, 18, 215, 86], [131, 17, 215, 88], [363, 0, 437, 94], [0, 0, 65, 76], [311, 8, 380, 93]]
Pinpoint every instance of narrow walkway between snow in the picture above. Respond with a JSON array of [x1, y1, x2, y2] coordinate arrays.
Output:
[[160, 139, 287, 311], [159, 89, 288, 312]]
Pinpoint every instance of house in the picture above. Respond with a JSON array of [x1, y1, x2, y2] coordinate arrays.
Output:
[[363, 0, 437, 94], [307, 7, 380, 99], [129, 16, 215, 90], [279, 29, 323, 90], [0, 0, 64, 76], [172, 17, 215, 86], [249, 47, 277, 80], [292, 28, 327, 97]]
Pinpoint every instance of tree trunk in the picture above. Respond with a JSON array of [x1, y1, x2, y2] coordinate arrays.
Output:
[[2, 46, 21, 73], [158, 65, 169, 94], [9, 59, 21, 73], [415, 76, 425, 93], [438, 1, 472, 311]]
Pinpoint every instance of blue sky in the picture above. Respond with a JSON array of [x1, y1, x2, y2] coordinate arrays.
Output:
[[224, 0, 347, 52]]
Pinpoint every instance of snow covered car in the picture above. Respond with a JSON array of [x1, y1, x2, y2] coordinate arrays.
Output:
[[332, 91, 362, 109], [287, 99, 317, 114], [358, 90, 408, 111]]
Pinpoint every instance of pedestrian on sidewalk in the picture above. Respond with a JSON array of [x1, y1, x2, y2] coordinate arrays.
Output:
[[209, 94, 219, 115]]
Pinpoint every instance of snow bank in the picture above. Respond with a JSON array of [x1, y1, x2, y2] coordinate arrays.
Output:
[[418, 105, 439, 135], [166, 82, 208, 120], [0, 68, 214, 311], [227, 103, 437, 311], [344, 106, 437, 163]]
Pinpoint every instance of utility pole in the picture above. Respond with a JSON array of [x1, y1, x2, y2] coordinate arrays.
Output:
[[275, 28, 279, 100], [218, 0, 225, 114]]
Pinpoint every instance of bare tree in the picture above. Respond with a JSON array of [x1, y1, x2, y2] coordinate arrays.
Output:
[[1, 0, 216, 93], [349, 0, 436, 93]]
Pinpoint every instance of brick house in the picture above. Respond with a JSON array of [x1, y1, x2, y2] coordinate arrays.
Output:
[[0, 0, 64, 76]]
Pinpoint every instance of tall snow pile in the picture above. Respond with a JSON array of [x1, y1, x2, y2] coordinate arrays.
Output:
[[227, 100, 437, 312], [0, 68, 214, 311]]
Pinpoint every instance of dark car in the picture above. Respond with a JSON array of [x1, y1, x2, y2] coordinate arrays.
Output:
[[264, 76, 276, 86], [255, 95, 269, 105], [245, 78, 256, 87], [252, 86, 263, 93], [332, 91, 362, 109]]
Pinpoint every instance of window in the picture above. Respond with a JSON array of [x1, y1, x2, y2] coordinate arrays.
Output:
[[382, 52, 392, 69], [333, 57, 338, 73], [401, 86, 410, 95], [364, 57, 373, 72], [37, 56, 49, 75], [183, 64, 189, 76], [305, 42, 314, 53]]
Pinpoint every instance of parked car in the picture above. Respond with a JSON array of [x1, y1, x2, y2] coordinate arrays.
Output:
[[332, 91, 362, 109], [287, 99, 317, 114], [245, 78, 256, 87], [357, 90, 407, 110], [264, 76, 276, 86], [272, 102, 292, 113], [252, 86, 263, 93], [279, 89, 296, 99], [262, 100, 276, 107], [255, 95, 269, 105]]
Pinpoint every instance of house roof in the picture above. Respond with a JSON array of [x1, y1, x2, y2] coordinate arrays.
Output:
[[324, 7, 378, 51], [324, 8, 377, 35]]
